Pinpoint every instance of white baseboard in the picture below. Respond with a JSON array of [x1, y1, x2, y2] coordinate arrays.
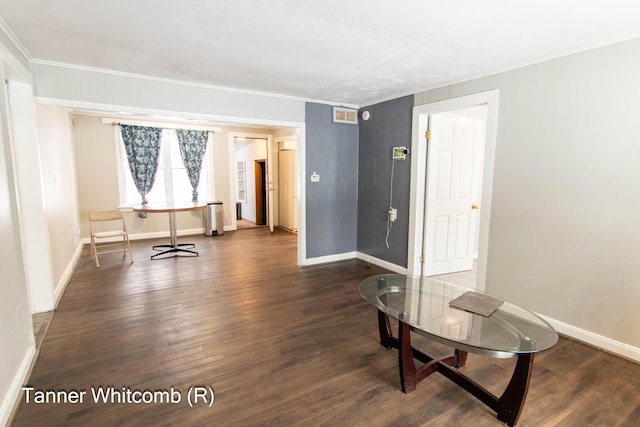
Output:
[[540, 315, 640, 363], [53, 241, 83, 309], [356, 252, 408, 274], [0, 344, 35, 427], [299, 251, 408, 273], [300, 251, 357, 266], [352, 253, 640, 363]]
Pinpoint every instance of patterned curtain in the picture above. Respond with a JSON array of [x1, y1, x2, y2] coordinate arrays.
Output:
[[176, 129, 209, 201], [120, 124, 163, 207]]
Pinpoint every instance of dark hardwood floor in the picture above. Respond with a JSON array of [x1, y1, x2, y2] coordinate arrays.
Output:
[[10, 228, 640, 426]]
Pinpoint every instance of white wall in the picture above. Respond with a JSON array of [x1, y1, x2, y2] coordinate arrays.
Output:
[[0, 92, 34, 427], [36, 104, 82, 300], [7, 82, 55, 313], [415, 37, 640, 355], [0, 43, 36, 426], [72, 114, 180, 238]]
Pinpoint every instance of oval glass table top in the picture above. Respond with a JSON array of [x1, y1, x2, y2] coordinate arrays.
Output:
[[359, 274, 558, 357]]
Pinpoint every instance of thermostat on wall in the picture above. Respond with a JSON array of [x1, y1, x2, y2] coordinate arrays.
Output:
[[392, 146, 409, 160]]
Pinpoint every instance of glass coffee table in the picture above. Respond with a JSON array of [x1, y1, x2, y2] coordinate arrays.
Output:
[[359, 274, 558, 426]]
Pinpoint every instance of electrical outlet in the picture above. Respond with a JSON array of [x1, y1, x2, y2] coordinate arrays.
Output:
[[388, 208, 397, 222]]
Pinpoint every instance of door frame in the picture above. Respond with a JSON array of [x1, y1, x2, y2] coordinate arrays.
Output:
[[228, 131, 271, 228], [266, 135, 274, 232], [407, 90, 499, 290], [227, 127, 305, 265]]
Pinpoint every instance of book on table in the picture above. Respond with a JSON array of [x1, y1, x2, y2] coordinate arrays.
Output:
[[449, 291, 503, 317]]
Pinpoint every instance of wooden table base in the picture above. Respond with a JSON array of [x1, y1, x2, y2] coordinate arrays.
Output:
[[377, 311, 533, 426]]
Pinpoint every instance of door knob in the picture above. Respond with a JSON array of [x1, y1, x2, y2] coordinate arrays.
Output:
[[471, 204, 479, 210]]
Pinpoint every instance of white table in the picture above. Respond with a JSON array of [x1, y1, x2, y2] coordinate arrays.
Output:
[[132, 202, 207, 259]]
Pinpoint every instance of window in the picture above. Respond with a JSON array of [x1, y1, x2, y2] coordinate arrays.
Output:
[[116, 128, 212, 206]]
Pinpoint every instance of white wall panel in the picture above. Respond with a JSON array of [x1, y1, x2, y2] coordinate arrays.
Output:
[[454, 215, 470, 259], [457, 152, 473, 198], [7, 83, 55, 313], [433, 216, 449, 262], [613, 40, 640, 345], [436, 151, 452, 199], [36, 105, 81, 296], [0, 44, 36, 427], [516, 59, 567, 310]]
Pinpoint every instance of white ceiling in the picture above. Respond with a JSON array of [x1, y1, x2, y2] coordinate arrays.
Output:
[[2, 0, 640, 106]]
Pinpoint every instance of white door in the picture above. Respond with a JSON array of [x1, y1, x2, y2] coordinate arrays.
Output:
[[278, 150, 297, 231], [266, 135, 275, 232], [292, 151, 298, 232], [423, 110, 485, 276]]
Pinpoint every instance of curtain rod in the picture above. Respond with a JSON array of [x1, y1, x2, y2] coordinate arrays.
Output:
[[101, 118, 221, 132]]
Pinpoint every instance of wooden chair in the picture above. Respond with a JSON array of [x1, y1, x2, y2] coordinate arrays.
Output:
[[89, 209, 133, 268]]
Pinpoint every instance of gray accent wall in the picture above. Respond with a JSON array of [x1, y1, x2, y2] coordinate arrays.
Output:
[[357, 95, 414, 267], [305, 102, 359, 258]]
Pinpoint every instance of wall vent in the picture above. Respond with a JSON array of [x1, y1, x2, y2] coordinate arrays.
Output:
[[332, 107, 358, 124]]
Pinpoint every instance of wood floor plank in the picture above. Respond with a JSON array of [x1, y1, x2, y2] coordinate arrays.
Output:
[[10, 228, 640, 426]]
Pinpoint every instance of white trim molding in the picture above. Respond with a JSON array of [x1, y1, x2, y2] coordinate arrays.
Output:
[[540, 315, 640, 364], [0, 16, 32, 62], [408, 89, 499, 291], [356, 252, 408, 274], [296, 249, 409, 274], [0, 344, 35, 427], [31, 59, 360, 109], [53, 242, 84, 310], [299, 251, 357, 267], [35, 97, 306, 130], [100, 117, 221, 132]]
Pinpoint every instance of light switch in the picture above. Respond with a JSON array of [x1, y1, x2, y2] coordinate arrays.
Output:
[[310, 172, 320, 183]]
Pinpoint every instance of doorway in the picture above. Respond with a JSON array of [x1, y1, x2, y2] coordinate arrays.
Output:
[[228, 128, 305, 266], [232, 134, 269, 230], [423, 106, 487, 277], [254, 160, 267, 225], [407, 90, 499, 290]]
